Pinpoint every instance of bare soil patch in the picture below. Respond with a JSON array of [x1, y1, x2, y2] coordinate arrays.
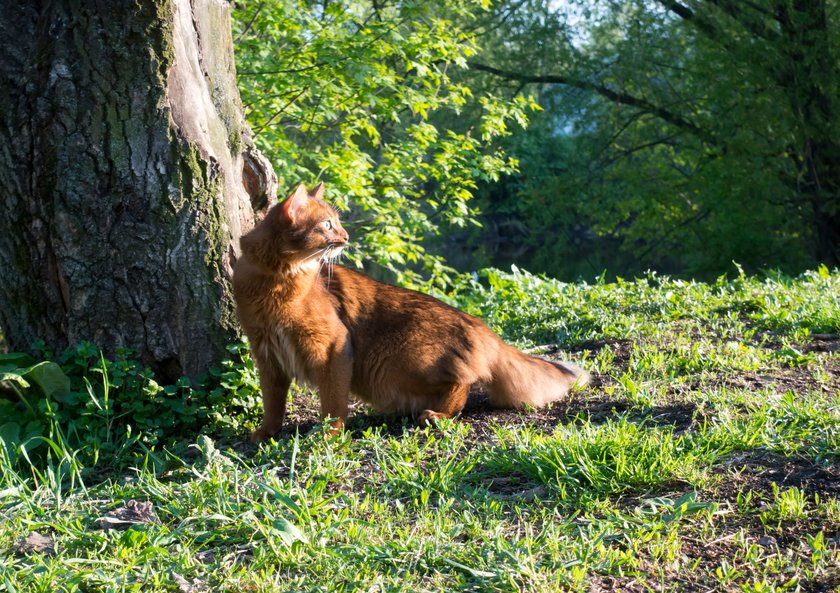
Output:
[[710, 450, 840, 505]]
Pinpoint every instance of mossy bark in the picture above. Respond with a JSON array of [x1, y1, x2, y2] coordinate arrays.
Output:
[[0, 0, 277, 379]]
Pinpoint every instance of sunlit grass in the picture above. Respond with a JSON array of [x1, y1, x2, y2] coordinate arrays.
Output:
[[2, 266, 839, 592]]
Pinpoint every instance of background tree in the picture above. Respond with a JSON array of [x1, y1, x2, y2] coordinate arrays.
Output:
[[233, 0, 538, 288], [465, 0, 840, 278], [0, 0, 276, 378], [5, 0, 833, 378]]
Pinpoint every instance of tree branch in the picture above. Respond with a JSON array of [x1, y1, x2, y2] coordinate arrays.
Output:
[[656, 0, 719, 38], [234, 2, 265, 43], [657, 0, 779, 44], [468, 61, 717, 145], [704, 0, 780, 42]]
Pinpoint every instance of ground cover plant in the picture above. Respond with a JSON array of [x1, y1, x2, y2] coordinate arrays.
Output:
[[1, 266, 839, 592]]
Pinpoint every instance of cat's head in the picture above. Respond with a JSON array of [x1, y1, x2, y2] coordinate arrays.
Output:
[[241, 183, 349, 274]]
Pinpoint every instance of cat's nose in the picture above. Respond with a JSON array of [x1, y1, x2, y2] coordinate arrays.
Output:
[[340, 228, 349, 242]]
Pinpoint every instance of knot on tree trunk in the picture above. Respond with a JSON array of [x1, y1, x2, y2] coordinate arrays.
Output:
[[242, 145, 278, 220]]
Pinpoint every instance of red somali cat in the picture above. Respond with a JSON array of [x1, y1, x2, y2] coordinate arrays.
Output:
[[233, 183, 588, 441]]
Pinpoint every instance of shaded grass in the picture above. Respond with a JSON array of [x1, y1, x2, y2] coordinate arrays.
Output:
[[2, 266, 839, 592]]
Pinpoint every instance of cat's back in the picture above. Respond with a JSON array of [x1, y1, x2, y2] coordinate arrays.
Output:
[[325, 266, 475, 326], [325, 265, 497, 360]]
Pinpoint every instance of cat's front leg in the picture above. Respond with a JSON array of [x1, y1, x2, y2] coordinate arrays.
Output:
[[250, 345, 292, 442], [316, 340, 353, 434]]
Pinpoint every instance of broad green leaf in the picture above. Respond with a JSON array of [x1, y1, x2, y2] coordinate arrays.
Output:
[[0, 422, 21, 447], [271, 517, 309, 547], [24, 362, 71, 400], [0, 352, 36, 370]]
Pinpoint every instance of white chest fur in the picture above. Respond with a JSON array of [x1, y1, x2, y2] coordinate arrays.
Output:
[[265, 327, 310, 385]]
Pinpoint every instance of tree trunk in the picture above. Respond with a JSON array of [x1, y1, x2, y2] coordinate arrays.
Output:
[[0, 0, 277, 379], [776, 0, 840, 266], [804, 143, 840, 266]]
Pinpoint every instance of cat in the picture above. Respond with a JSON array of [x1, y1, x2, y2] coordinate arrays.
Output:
[[233, 183, 588, 441]]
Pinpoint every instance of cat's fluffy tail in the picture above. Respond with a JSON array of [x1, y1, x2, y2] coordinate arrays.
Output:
[[485, 344, 589, 408]]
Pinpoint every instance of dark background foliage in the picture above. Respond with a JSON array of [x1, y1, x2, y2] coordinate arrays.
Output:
[[235, 0, 840, 282]]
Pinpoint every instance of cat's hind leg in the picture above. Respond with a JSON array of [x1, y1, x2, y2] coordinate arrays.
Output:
[[417, 383, 470, 426]]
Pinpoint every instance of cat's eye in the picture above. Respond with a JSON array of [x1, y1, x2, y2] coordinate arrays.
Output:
[[321, 220, 333, 231]]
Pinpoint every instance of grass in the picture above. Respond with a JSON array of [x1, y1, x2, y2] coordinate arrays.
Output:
[[2, 266, 839, 592]]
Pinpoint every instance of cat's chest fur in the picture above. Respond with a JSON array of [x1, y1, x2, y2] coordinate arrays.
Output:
[[252, 278, 325, 386], [260, 296, 340, 387], [266, 326, 308, 384]]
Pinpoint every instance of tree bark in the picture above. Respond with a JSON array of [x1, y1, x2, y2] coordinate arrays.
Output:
[[0, 0, 277, 379], [776, 0, 840, 266]]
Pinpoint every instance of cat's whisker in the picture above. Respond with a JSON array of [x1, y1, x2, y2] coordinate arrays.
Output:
[[320, 245, 337, 287], [317, 248, 330, 281], [302, 247, 329, 265], [327, 246, 337, 285]]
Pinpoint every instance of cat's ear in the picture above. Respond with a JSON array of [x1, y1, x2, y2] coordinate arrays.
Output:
[[313, 182, 325, 200], [281, 183, 309, 223]]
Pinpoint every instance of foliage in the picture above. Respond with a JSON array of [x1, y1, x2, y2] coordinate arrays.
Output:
[[465, 0, 840, 278], [0, 342, 263, 475], [233, 0, 538, 287], [2, 266, 839, 591]]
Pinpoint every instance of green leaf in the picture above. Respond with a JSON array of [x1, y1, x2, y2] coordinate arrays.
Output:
[[0, 352, 36, 370], [440, 558, 495, 579], [0, 422, 21, 447], [24, 362, 71, 400], [271, 517, 309, 547], [0, 371, 29, 389]]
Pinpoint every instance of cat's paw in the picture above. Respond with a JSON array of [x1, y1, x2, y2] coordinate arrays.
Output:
[[324, 417, 345, 437], [417, 409, 447, 426], [249, 426, 277, 443]]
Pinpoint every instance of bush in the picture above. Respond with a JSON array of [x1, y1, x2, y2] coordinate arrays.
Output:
[[0, 341, 262, 474]]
